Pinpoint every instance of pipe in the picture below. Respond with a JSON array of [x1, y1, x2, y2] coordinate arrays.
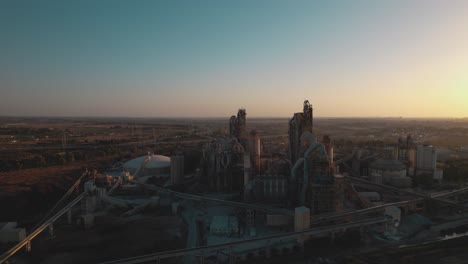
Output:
[[300, 140, 330, 205], [301, 144, 318, 205], [291, 158, 304, 183]]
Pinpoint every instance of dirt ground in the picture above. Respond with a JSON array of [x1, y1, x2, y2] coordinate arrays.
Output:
[[0, 160, 105, 222]]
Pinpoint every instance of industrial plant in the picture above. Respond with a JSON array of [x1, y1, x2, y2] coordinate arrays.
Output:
[[1, 100, 468, 264]]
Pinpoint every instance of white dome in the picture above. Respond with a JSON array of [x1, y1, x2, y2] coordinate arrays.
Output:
[[124, 154, 171, 170]]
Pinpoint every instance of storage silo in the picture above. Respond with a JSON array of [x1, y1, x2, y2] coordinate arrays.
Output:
[[170, 155, 184, 185]]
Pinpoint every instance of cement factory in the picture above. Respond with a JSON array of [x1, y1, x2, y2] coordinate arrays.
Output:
[[2, 100, 468, 264]]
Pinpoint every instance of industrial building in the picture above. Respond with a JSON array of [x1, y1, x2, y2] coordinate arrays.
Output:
[[201, 138, 245, 191], [397, 135, 417, 176], [230, 108, 248, 144], [225, 101, 339, 214], [416, 145, 437, 175], [200, 108, 264, 193], [3, 99, 466, 264], [349, 135, 444, 188], [369, 159, 412, 188], [288, 100, 313, 164], [290, 131, 336, 213]]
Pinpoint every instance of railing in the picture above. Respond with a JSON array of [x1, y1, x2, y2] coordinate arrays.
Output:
[[433, 186, 468, 198], [32, 172, 86, 230], [346, 175, 468, 211], [99, 217, 387, 264], [309, 199, 424, 224], [136, 182, 294, 216]]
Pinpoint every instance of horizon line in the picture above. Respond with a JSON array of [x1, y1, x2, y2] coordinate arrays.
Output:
[[0, 115, 466, 120]]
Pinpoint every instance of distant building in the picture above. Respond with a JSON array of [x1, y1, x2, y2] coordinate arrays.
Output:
[[288, 100, 313, 164], [369, 159, 412, 188], [201, 138, 245, 191], [378, 135, 417, 177], [202, 108, 264, 193], [229, 109, 247, 143], [397, 135, 416, 168], [416, 145, 437, 175]]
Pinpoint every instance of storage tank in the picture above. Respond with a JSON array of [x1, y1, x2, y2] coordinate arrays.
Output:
[[334, 174, 345, 211], [294, 206, 310, 232], [248, 130, 261, 170], [416, 145, 437, 174], [123, 154, 171, 178], [243, 153, 251, 186], [170, 155, 184, 185]]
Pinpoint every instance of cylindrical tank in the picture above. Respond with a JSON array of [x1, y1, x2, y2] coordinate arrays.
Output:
[[334, 174, 345, 211], [243, 153, 251, 186], [294, 206, 310, 232], [248, 130, 261, 170], [170, 156, 184, 185]]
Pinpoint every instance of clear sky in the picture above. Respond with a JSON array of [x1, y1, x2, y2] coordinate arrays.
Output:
[[0, 0, 467, 118]]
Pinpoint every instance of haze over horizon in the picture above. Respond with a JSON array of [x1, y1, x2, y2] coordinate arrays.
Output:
[[1, 0, 467, 118]]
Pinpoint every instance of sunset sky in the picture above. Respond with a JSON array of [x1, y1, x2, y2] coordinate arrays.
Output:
[[0, 0, 467, 118]]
